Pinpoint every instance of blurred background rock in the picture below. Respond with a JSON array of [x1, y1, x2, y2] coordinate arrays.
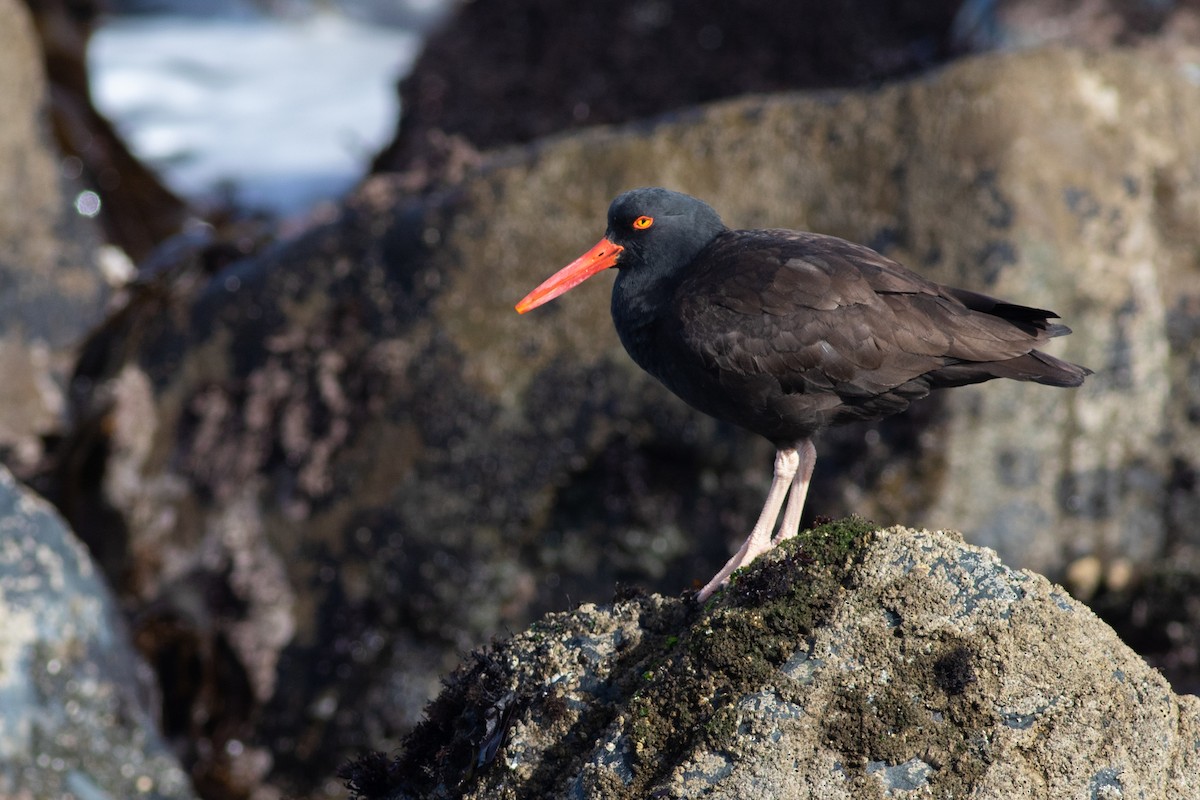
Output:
[[3, 0, 1199, 797]]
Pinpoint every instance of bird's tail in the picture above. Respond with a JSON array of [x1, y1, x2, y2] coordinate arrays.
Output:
[[930, 349, 1092, 389], [937, 286, 1091, 386], [986, 350, 1092, 387]]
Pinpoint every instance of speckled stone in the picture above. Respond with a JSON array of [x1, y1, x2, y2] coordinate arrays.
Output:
[[0, 466, 194, 799], [0, 0, 107, 471]]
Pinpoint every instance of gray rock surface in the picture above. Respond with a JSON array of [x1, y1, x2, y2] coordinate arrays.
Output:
[[0, 465, 194, 799], [951, 0, 1200, 52], [0, 0, 108, 472], [59, 45, 1200, 795], [358, 523, 1200, 799]]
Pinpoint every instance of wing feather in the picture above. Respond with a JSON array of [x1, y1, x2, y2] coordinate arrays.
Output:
[[673, 229, 1074, 396]]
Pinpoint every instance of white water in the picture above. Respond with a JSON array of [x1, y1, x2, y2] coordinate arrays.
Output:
[[89, 10, 434, 216]]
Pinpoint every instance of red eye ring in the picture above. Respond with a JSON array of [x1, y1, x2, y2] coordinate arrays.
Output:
[[633, 215, 654, 230]]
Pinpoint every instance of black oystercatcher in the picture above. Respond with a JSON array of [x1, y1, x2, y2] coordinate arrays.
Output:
[[516, 188, 1090, 601]]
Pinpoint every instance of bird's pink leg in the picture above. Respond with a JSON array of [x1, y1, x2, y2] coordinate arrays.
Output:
[[773, 440, 816, 545], [696, 447, 800, 601]]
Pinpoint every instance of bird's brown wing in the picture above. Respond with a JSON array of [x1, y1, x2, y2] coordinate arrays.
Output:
[[671, 230, 1079, 418]]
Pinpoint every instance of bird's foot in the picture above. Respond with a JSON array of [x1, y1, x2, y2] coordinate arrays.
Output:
[[772, 528, 798, 545], [695, 535, 775, 602]]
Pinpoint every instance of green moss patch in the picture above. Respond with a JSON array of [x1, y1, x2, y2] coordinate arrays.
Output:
[[620, 517, 877, 780], [821, 638, 996, 797]]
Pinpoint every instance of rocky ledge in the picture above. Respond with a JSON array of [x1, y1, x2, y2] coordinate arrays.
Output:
[[342, 521, 1200, 799]]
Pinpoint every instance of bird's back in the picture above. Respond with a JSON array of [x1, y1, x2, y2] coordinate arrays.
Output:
[[634, 229, 1087, 445]]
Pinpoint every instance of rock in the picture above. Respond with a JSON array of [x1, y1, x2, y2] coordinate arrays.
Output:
[[1090, 550, 1200, 696], [371, 0, 965, 178], [377, 0, 1200, 187], [56, 45, 1200, 795], [0, 465, 195, 799], [951, 0, 1200, 52], [23, 0, 188, 261], [0, 0, 109, 473], [342, 522, 1200, 800]]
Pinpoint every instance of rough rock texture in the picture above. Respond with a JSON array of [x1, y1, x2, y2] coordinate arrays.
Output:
[[344, 523, 1200, 800], [0, 465, 194, 799], [951, 0, 1200, 52], [1091, 550, 1200, 695], [372, 0, 964, 179], [56, 46, 1200, 796], [0, 0, 108, 474], [22, 0, 188, 260], [373, 0, 1200, 187]]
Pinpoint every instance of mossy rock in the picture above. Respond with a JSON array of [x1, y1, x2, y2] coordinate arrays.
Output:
[[341, 524, 1200, 799]]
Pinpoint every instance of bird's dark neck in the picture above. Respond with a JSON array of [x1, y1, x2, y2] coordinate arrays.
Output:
[[610, 244, 703, 374], [611, 263, 678, 327], [611, 267, 676, 377]]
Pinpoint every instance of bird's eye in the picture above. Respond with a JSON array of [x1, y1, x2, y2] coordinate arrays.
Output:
[[633, 215, 654, 230]]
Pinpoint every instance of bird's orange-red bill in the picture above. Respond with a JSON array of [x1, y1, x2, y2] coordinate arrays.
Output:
[[515, 238, 624, 313]]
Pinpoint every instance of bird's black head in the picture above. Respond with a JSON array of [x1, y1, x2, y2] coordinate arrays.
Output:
[[515, 188, 727, 314], [604, 188, 727, 272]]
